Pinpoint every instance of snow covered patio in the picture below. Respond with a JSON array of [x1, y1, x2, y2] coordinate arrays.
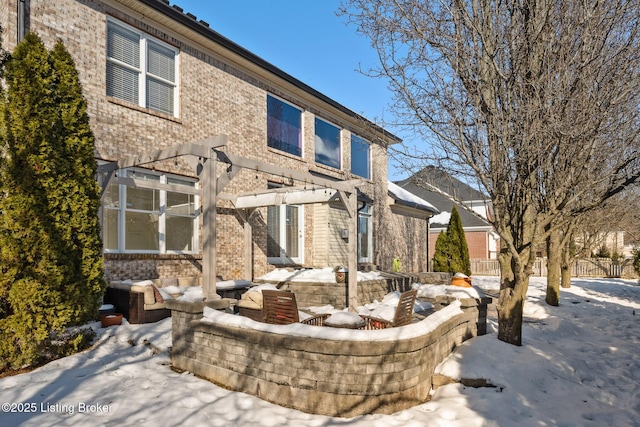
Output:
[[167, 273, 491, 417], [2, 276, 640, 426]]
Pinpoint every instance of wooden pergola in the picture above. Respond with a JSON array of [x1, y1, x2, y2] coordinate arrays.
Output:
[[97, 136, 364, 311]]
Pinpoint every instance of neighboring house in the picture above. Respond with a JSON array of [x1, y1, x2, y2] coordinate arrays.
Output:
[[1, 0, 433, 281], [396, 166, 499, 260]]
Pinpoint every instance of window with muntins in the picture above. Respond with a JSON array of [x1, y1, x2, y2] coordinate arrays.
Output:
[[106, 19, 178, 116], [267, 95, 302, 156], [314, 118, 341, 169], [351, 134, 371, 179], [102, 169, 198, 253]]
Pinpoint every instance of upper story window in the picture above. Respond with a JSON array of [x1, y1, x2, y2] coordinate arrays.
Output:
[[314, 117, 341, 169], [106, 19, 178, 116], [267, 95, 302, 156], [351, 134, 371, 179]]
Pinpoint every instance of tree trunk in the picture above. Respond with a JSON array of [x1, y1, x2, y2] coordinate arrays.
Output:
[[497, 251, 529, 346], [497, 286, 525, 346], [561, 239, 572, 288], [545, 228, 561, 306]]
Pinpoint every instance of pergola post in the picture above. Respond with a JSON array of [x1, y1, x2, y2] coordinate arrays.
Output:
[[241, 209, 254, 281], [340, 190, 359, 312], [201, 155, 218, 301]]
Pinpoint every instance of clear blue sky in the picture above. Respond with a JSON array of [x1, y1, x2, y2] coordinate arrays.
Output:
[[172, 0, 407, 178]]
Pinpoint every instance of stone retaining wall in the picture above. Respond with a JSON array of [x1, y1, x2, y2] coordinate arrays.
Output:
[[168, 295, 489, 417]]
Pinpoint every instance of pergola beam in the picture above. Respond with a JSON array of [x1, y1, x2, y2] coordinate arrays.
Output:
[[226, 187, 340, 209], [98, 136, 364, 308], [97, 136, 227, 174], [217, 151, 362, 193]]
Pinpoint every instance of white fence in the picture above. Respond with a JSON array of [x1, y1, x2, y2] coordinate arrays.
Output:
[[470, 258, 638, 279]]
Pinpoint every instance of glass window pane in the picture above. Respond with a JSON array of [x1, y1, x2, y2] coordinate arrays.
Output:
[[358, 215, 369, 258], [147, 41, 175, 82], [286, 205, 299, 257], [267, 95, 301, 156], [267, 205, 281, 257], [166, 216, 194, 252], [315, 118, 341, 169], [103, 208, 119, 250], [167, 177, 195, 187], [125, 211, 159, 250], [167, 192, 194, 215], [147, 77, 174, 115], [106, 62, 139, 104], [107, 22, 140, 67], [126, 187, 159, 211], [351, 135, 370, 179], [103, 183, 119, 208]]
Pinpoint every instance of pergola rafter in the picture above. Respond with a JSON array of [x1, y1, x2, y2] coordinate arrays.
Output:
[[97, 136, 363, 311]]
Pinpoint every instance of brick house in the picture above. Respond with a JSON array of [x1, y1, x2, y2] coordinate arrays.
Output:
[[396, 166, 499, 261], [0, 0, 434, 284]]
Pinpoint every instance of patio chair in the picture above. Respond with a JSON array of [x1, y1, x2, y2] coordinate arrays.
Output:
[[261, 290, 329, 326], [360, 289, 418, 330]]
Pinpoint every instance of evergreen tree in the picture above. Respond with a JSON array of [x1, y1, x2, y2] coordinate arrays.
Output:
[[0, 34, 105, 368], [432, 231, 451, 273], [432, 206, 472, 275], [448, 206, 471, 275]]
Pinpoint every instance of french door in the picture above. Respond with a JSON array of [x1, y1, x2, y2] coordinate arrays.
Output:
[[267, 203, 304, 264]]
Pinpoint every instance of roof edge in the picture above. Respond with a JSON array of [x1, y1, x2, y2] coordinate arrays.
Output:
[[136, 0, 402, 144]]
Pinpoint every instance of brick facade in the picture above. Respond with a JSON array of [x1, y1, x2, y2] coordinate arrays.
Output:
[[1, 0, 429, 282], [429, 230, 491, 260]]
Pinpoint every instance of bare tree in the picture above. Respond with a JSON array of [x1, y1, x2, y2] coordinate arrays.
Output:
[[341, 0, 640, 345], [545, 190, 638, 306]]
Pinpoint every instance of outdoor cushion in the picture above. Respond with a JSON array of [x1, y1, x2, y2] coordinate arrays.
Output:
[[143, 302, 167, 310], [109, 281, 155, 305], [237, 299, 261, 310]]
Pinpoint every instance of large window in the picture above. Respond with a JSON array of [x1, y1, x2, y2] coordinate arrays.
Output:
[[315, 118, 341, 169], [351, 135, 371, 179], [358, 204, 373, 263], [106, 19, 178, 116], [267, 183, 304, 264], [267, 95, 302, 156], [103, 169, 198, 253]]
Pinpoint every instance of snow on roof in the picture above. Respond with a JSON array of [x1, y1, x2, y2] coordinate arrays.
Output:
[[388, 181, 439, 214], [430, 210, 451, 225]]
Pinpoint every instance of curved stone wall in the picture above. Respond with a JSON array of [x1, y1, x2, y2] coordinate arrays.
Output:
[[168, 296, 488, 417]]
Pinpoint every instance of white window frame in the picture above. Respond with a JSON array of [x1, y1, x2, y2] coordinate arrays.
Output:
[[351, 134, 371, 179], [102, 168, 198, 254], [266, 183, 304, 265], [358, 204, 373, 263], [106, 18, 180, 117]]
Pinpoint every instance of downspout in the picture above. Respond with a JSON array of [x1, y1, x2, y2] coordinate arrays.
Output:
[[17, 0, 29, 42], [426, 214, 432, 272]]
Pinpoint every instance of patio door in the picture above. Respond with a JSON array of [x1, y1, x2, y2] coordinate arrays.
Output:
[[358, 204, 372, 263], [267, 189, 304, 264]]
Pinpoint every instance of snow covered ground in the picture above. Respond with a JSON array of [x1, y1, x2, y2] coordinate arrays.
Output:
[[1, 276, 639, 426]]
